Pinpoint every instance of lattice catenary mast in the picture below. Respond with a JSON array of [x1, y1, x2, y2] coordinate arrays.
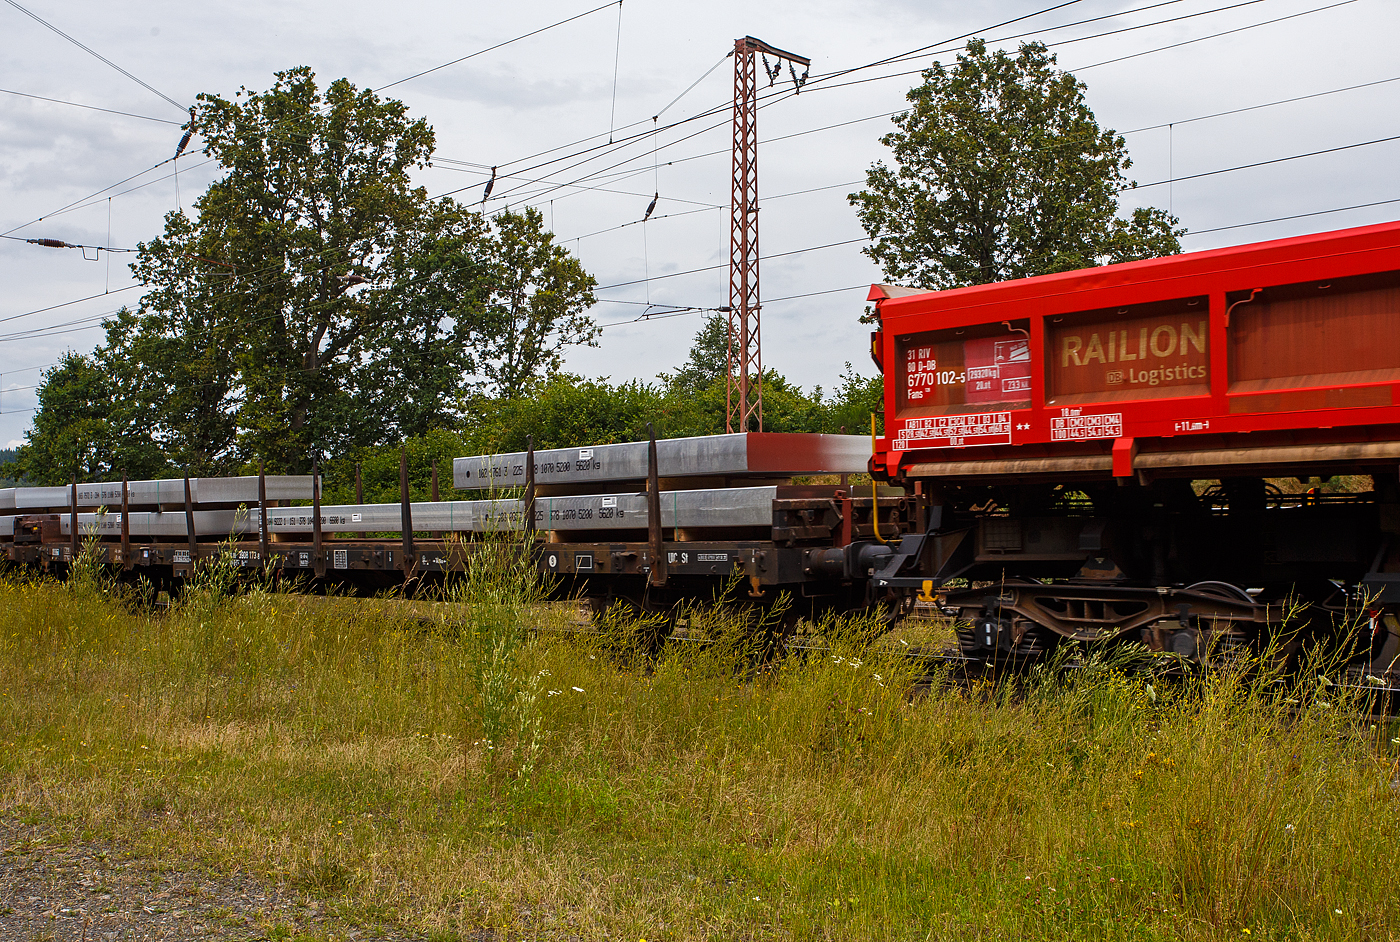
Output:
[[726, 36, 808, 433]]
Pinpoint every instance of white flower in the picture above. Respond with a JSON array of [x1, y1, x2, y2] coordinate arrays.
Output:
[[572, 686, 585, 693], [1335, 909, 1343, 916]]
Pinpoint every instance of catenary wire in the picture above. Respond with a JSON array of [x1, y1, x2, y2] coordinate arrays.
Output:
[[1181, 197, 1400, 235], [374, 0, 620, 94], [822, 0, 1269, 78], [8, 3, 1388, 345], [0, 87, 183, 125], [1, 0, 187, 112], [10, 117, 1398, 344], [471, 0, 1351, 214]]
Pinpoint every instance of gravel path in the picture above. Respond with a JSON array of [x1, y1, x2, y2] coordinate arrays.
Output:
[[0, 819, 424, 942]]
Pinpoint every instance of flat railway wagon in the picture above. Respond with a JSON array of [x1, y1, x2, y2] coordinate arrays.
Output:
[[867, 219, 1400, 678], [0, 434, 918, 630]]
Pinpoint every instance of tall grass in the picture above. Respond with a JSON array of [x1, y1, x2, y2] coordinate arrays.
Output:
[[1, 555, 1397, 940]]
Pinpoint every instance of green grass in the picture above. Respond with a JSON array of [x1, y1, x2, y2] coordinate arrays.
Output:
[[1, 551, 1398, 940]]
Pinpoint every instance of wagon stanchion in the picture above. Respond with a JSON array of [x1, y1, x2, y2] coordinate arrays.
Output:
[[312, 459, 324, 579], [399, 446, 415, 575], [257, 461, 268, 570], [69, 471, 78, 569], [646, 423, 666, 588], [525, 435, 536, 537], [183, 472, 196, 568], [120, 470, 130, 570]]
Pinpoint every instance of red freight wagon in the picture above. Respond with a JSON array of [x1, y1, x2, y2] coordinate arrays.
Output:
[[864, 220, 1400, 675], [871, 219, 1400, 483]]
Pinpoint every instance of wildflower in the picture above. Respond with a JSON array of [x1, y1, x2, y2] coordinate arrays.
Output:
[[1284, 823, 1295, 831], [1316, 674, 1332, 687], [1367, 675, 1385, 685], [572, 686, 584, 693], [1146, 684, 1157, 702], [1335, 910, 1343, 916]]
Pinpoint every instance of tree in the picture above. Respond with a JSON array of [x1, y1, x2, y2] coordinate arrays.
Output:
[[474, 207, 598, 398], [14, 353, 168, 485], [850, 39, 1183, 291], [103, 208, 242, 475], [661, 312, 736, 398], [63, 67, 599, 475], [152, 66, 443, 470]]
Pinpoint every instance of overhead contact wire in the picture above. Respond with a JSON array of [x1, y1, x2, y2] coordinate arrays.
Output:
[[2, 0, 187, 112]]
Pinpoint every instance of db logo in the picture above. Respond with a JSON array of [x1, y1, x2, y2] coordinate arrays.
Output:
[[1106, 370, 1124, 385]]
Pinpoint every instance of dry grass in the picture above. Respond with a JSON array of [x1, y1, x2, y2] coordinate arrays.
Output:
[[2, 552, 1399, 941]]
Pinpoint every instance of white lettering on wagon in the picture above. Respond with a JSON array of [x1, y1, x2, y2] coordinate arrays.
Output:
[[1050, 412, 1123, 441], [893, 412, 1012, 450]]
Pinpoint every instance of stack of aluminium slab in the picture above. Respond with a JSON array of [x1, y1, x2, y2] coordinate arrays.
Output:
[[0, 476, 314, 540], [261, 434, 873, 536], [1, 434, 875, 540], [453, 432, 871, 489]]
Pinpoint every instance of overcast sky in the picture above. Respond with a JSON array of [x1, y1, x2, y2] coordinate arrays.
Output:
[[2, 0, 1397, 449]]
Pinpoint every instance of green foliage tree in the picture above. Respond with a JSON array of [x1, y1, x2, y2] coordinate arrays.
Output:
[[662, 312, 735, 398], [850, 39, 1183, 291], [26, 67, 599, 477], [474, 207, 598, 398], [14, 353, 168, 485], [465, 374, 667, 454], [143, 66, 442, 470]]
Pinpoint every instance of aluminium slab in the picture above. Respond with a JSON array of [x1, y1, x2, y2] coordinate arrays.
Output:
[[56, 510, 254, 538], [262, 500, 523, 535], [14, 487, 72, 510], [260, 486, 779, 535], [71, 475, 315, 507], [454, 433, 871, 489]]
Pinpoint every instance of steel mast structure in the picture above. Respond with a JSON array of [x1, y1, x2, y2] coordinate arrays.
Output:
[[726, 36, 808, 433]]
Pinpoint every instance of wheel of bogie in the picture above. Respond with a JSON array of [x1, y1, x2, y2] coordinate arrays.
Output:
[[1181, 580, 1264, 669], [587, 593, 672, 661], [757, 603, 802, 665]]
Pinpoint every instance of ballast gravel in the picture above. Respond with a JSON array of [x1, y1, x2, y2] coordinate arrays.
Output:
[[0, 819, 427, 942]]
